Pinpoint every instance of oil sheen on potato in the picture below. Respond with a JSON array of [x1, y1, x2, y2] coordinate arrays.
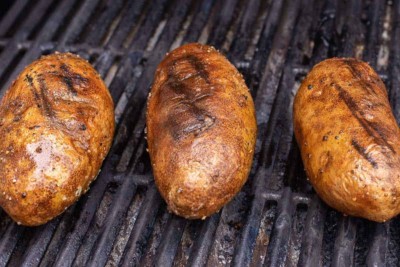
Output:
[[0, 53, 115, 226]]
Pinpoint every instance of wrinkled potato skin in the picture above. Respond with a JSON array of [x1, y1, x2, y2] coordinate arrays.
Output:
[[0, 53, 114, 226], [294, 58, 400, 222], [146, 43, 257, 219]]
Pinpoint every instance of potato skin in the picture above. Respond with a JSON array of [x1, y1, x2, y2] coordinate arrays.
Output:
[[294, 58, 400, 222], [146, 43, 257, 219], [0, 53, 114, 226]]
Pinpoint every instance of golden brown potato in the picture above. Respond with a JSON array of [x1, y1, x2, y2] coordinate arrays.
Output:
[[0, 52, 115, 226], [294, 58, 400, 222], [146, 43, 257, 219]]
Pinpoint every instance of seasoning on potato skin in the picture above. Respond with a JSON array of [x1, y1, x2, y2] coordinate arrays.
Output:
[[146, 43, 257, 219], [294, 58, 400, 222], [0, 53, 115, 226]]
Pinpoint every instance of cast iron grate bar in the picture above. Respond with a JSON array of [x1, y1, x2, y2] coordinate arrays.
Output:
[[0, 0, 30, 37]]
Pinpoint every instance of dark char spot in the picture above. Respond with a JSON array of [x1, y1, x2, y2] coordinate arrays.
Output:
[[165, 54, 215, 140], [25, 75, 42, 108], [351, 139, 378, 169], [60, 63, 89, 96], [37, 76, 56, 119], [334, 84, 395, 154], [343, 59, 377, 95]]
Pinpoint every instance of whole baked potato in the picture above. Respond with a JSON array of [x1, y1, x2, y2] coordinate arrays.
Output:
[[294, 58, 400, 222], [146, 43, 257, 219], [0, 53, 114, 226]]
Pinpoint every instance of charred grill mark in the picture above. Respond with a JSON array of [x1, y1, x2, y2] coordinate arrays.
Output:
[[343, 59, 377, 95], [25, 75, 42, 108], [334, 84, 395, 154], [183, 55, 210, 84], [28, 125, 40, 130], [188, 93, 213, 103], [60, 63, 88, 96], [62, 76, 77, 96], [343, 59, 363, 79], [351, 139, 378, 169], [37, 77, 55, 119], [165, 55, 214, 140], [26, 74, 57, 121], [25, 74, 33, 85], [182, 115, 215, 134]]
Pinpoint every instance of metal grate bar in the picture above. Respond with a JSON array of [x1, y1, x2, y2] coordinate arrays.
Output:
[[231, 170, 267, 266], [0, 0, 56, 88], [332, 217, 358, 267], [128, 0, 170, 51], [232, 62, 298, 267], [249, 0, 284, 84], [108, 52, 142, 102], [366, 223, 390, 266], [186, 215, 220, 266], [115, 108, 146, 173], [364, 0, 386, 67], [106, 0, 147, 49], [339, 0, 364, 58], [83, 144, 147, 266], [85, 176, 138, 267], [92, 51, 116, 78], [206, 0, 239, 48], [229, 0, 262, 60], [11, 0, 55, 38], [265, 188, 296, 266], [0, 0, 30, 37], [389, 0, 400, 121], [181, 0, 215, 44], [13, 220, 60, 266], [298, 196, 327, 266], [290, 0, 325, 66], [0, 0, 81, 95], [309, 0, 337, 65], [38, 203, 82, 267], [0, 224, 24, 267], [58, 0, 101, 45], [154, 216, 187, 267], [253, 0, 299, 139], [120, 186, 162, 266], [230, 0, 307, 263], [83, 0, 127, 46]]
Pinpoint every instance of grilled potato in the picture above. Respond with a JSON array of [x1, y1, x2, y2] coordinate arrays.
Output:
[[146, 43, 257, 219], [294, 58, 400, 222], [0, 53, 115, 226]]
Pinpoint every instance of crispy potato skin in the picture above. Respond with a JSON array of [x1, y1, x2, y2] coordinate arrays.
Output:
[[0, 53, 114, 226], [146, 43, 257, 219], [294, 58, 400, 222]]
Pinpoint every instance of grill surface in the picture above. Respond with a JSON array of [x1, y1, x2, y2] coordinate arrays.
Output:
[[0, 0, 399, 266]]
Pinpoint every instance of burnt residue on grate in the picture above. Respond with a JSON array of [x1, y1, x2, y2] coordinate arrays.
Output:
[[0, 0, 399, 266]]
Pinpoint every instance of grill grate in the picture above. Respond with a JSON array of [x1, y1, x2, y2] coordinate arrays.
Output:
[[0, 0, 399, 266]]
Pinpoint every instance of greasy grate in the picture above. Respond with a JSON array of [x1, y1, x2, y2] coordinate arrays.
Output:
[[0, 0, 399, 266]]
